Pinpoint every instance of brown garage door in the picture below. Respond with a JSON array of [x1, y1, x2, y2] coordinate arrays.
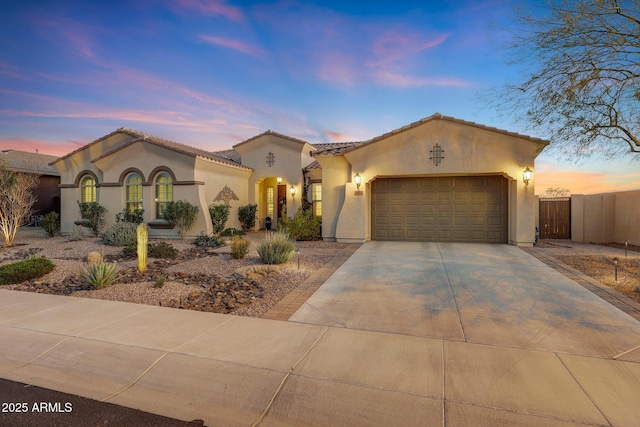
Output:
[[372, 176, 508, 243]]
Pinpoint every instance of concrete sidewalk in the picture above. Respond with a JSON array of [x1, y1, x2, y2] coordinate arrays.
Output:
[[1, 242, 640, 425]]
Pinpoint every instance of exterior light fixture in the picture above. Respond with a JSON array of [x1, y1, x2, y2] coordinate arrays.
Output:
[[289, 185, 296, 198], [354, 172, 362, 190], [277, 177, 282, 184], [522, 167, 533, 185]]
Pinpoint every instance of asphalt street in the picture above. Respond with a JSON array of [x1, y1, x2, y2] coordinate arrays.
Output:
[[0, 378, 207, 427]]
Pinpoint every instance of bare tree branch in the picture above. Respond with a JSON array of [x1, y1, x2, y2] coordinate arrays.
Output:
[[487, 0, 640, 159]]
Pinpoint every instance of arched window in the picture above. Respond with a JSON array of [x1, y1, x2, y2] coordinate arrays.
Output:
[[80, 176, 96, 203], [154, 172, 173, 219], [125, 173, 143, 214]]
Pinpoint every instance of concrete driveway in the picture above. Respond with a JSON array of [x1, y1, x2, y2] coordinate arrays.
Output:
[[290, 242, 640, 358], [1, 242, 640, 426]]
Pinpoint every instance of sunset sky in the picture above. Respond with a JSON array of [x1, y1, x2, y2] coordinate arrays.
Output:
[[1, 0, 638, 195]]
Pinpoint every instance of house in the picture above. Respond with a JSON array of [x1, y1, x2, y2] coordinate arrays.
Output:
[[1, 149, 61, 218], [50, 113, 547, 246]]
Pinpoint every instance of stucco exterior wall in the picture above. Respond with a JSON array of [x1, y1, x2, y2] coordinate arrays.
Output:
[[54, 135, 251, 239], [572, 190, 640, 244], [322, 120, 542, 245], [234, 134, 314, 229], [194, 157, 251, 233]]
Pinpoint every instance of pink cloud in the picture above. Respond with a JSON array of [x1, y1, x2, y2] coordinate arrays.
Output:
[[174, 0, 243, 21], [371, 70, 472, 88], [0, 138, 77, 157], [324, 131, 355, 141], [199, 35, 265, 58]]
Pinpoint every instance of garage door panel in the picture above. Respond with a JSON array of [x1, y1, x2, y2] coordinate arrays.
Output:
[[372, 176, 508, 243]]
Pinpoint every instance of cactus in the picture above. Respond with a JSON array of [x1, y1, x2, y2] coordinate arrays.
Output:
[[136, 223, 148, 273]]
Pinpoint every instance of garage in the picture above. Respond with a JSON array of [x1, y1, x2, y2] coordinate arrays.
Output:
[[371, 176, 508, 243]]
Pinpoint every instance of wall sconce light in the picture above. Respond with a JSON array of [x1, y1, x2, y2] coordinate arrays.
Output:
[[354, 172, 362, 190], [276, 177, 282, 184], [522, 167, 533, 185], [289, 185, 296, 198]]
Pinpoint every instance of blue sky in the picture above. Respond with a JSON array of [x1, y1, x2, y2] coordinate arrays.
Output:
[[1, 0, 638, 194]]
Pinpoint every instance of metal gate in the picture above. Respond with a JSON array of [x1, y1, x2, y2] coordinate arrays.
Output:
[[539, 197, 571, 239]]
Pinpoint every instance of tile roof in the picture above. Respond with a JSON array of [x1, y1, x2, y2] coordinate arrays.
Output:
[[212, 148, 242, 164], [233, 129, 312, 149], [53, 128, 252, 171], [0, 149, 60, 175], [311, 113, 548, 156]]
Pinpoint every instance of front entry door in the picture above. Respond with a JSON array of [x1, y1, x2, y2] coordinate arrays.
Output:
[[277, 185, 287, 219]]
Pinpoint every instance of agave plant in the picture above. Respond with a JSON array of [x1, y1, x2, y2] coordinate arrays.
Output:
[[80, 262, 120, 288]]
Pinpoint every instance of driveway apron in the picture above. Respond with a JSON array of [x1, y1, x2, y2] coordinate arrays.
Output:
[[289, 241, 640, 359]]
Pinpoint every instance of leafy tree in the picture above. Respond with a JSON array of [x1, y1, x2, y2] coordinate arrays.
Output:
[[0, 164, 38, 246], [490, 0, 640, 159], [208, 203, 230, 235], [164, 200, 199, 239], [238, 204, 257, 231], [78, 201, 107, 237]]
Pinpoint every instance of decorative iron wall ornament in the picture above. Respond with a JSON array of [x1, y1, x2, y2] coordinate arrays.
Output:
[[429, 144, 444, 166], [213, 185, 239, 206], [266, 152, 275, 167]]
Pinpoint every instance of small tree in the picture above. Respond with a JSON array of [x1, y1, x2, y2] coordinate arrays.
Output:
[[238, 204, 257, 231], [490, 0, 640, 159], [164, 200, 199, 239], [0, 164, 38, 246], [279, 207, 321, 241], [78, 201, 107, 237], [208, 203, 230, 235]]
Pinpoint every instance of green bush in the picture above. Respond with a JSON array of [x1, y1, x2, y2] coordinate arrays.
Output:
[[279, 207, 321, 241], [0, 257, 55, 285], [257, 232, 296, 264], [230, 236, 250, 259], [221, 227, 245, 236], [238, 204, 257, 231], [115, 208, 144, 224], [194, 233, 225, 248], [153, 275, 166, 288], [148, 241, 178, 259], [164, 200, 199, 239], [78, 201, 107, 237], [80, 262, 119, 288], [40, 212, 60, 237], [102, 222, 138, 246], [208, 203, 230, 235]]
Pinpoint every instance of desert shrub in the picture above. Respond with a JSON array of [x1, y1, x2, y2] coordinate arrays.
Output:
[[0, 257, 55, 285], [164, 200, 199, 239], [115, 208, 144, 224], [221, 227, 245, 236], [257, 232, 295, 264], [102, 222, 138, 246], [238, 204, 257, 231], [80, 262, 119, 288], [208, 203, 230, 235], [230, 236, 250, 259], [194, 233, 225, 248], [148, 241, 178, 259], [278, 207, 321, 241], [40, 212, 60, 237], [66, 225, 87, 241], [122, 242, 136, 257], [153, 275, 166, 288], [78, 201, 107, 236]]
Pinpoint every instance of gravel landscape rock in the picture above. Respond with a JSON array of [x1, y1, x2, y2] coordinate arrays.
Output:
[[0, 228, 334, 317]]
